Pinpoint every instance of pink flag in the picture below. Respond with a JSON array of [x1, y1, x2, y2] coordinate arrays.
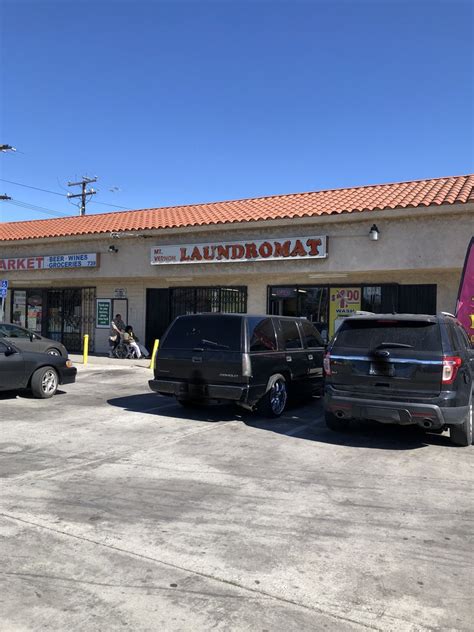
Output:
[[456, 237, 474, 343]]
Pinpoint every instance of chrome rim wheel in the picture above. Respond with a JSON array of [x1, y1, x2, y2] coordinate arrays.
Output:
[[270, 379, 287, 415], [42, 369, 57, 395]]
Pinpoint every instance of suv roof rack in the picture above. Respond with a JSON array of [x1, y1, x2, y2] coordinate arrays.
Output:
[[354, 310, 375, 316], [440, 311, 456, 318]]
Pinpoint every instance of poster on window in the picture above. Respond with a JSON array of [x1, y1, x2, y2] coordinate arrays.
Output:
[[329, 287, 361, 338], [12, 290, 27, 327]]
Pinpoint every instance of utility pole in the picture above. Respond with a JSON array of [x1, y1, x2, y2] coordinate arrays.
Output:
[[0, 144, 16, 152], [67, 176, 97, 216], [0, 194, 12, 201]]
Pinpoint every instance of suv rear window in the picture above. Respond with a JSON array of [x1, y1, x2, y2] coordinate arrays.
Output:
[[334, 319, 442, 352], [162, 316, 242, 351]]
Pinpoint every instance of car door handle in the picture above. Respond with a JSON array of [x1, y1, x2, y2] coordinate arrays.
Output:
[[286, 356, 292, 362], [307, 354, 313, 360], [192, 356, 202, 363]]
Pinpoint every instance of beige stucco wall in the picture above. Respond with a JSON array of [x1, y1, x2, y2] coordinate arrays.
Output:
[[1, 204, 472, 352]]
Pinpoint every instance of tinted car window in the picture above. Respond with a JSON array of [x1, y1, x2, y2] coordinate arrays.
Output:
[[0, 324, 30, 338], [280, 319, 302, 350], [300, 320, 324, 348], [248, 317, 277, 352], [334, 319, 442, 352], [161, 316, 242, 351]]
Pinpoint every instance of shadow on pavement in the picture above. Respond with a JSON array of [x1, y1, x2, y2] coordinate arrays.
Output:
[[107, 392, 456, 450], [0, 389, 67, 400]]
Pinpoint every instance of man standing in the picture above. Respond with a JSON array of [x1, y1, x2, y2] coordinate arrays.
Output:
[[109, 313, 126, 357]]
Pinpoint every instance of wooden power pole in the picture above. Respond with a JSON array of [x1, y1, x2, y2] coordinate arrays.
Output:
[[67, 176, 97, 216]]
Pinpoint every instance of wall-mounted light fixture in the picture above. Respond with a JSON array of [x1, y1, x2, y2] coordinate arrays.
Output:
[[369, 224, 380, 241], [108, 245, 119, 254]]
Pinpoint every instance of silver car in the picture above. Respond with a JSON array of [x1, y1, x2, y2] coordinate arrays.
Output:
[[0, 323, 68, 357]]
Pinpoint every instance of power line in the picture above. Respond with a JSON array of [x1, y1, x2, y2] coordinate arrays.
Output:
[[0, 178, 64, 197], [0, 177, 129, 210], [9, 199, 69, 218]]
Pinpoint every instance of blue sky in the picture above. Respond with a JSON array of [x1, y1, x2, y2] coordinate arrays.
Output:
[[1, 0, 473, 222]]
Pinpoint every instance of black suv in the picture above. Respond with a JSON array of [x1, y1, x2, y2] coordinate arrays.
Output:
[[149, 313, 325, 416], [324, 313, 473, 446]]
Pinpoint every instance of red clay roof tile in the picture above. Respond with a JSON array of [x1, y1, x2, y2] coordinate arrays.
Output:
[[0, 174, 473, 242]]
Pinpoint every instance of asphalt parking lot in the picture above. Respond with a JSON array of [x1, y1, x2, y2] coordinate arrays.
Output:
[[0, 362, 472, 631]]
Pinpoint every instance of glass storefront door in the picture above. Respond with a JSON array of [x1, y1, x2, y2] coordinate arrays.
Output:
[[269, 286, 329, 340], [11, 289, 43, 333], [11, 287, 96, 352]]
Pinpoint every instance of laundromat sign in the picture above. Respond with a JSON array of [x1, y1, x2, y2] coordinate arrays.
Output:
[[151, 236, 327, 265], [0, 253, 99, 271]]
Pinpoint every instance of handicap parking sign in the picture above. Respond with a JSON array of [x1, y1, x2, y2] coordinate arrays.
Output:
[[0, 288, 7, 298], [1, 280, 8, 290]]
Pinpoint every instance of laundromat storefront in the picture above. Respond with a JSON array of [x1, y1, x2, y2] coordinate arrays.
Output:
[[3, 252, 98, 352], [147, 235, 438, 345], [268, 283, 437, 341], [145, 235, 328, 346]]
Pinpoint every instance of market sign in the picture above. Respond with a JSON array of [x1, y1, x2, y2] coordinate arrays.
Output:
[[151, 236, 327, 265], [96, 298, 112, 328], [0, 253, 99, 271]]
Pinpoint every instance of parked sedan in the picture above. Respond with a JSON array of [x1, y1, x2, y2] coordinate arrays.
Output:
[[0, 340, 76, 398], [0, 323, 68, 357]]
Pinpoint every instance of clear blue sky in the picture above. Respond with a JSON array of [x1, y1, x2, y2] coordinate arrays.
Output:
[[1, 0, 473, 222]]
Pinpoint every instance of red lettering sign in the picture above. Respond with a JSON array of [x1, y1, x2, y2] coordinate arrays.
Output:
[[151, 236, 327, 265]]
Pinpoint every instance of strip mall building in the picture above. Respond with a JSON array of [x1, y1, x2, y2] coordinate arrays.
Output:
[[0, 174, 472, 353]]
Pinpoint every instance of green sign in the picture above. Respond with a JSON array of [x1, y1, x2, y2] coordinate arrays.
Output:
[[96, 299, 111, 328]]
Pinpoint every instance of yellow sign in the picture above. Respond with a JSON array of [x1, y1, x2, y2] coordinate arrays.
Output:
[[329, 287, 361, 338]]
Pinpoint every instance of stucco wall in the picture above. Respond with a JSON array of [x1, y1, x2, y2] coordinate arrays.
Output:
[[1, 205, 471, 353]]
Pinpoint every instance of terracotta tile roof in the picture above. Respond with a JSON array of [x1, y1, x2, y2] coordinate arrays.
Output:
[[1, 174, 473, 242]]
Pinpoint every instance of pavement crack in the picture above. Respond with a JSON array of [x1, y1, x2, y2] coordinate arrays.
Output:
[[1, 511, 382, 631]]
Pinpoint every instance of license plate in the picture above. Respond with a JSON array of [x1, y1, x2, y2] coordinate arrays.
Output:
[[369, 362, 394, 377]]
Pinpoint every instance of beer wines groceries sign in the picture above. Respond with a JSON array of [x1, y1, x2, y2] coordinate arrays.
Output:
[[0, 253, 98, 271], [151, 235, 327, 265]]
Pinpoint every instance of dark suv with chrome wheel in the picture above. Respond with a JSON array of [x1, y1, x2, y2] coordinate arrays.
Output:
[[324, 313, 473, 446], [149, 313, 325, 417]]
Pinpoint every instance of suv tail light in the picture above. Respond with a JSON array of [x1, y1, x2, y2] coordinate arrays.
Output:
[[242, 353, 252, 377], [323, 352, 331, 376], [442, 356, 462, 385]]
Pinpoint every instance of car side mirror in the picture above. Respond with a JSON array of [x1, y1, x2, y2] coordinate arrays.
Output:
[[29, 333, 35, 341], [5, 345, 17, 356]]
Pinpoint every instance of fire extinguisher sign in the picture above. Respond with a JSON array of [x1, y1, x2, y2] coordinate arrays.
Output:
[[329, 287, 362, 338]]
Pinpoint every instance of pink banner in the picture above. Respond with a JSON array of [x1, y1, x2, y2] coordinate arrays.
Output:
[[456, 237, 474, 343]]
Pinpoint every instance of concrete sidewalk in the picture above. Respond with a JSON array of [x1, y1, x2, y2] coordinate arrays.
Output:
[[68, 353, 152, 371]]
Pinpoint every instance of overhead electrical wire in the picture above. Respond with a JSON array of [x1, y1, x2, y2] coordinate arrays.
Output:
[[0, 178, 64, 197], [8, 199, 70, 218], [0, 177, 129, 210]]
